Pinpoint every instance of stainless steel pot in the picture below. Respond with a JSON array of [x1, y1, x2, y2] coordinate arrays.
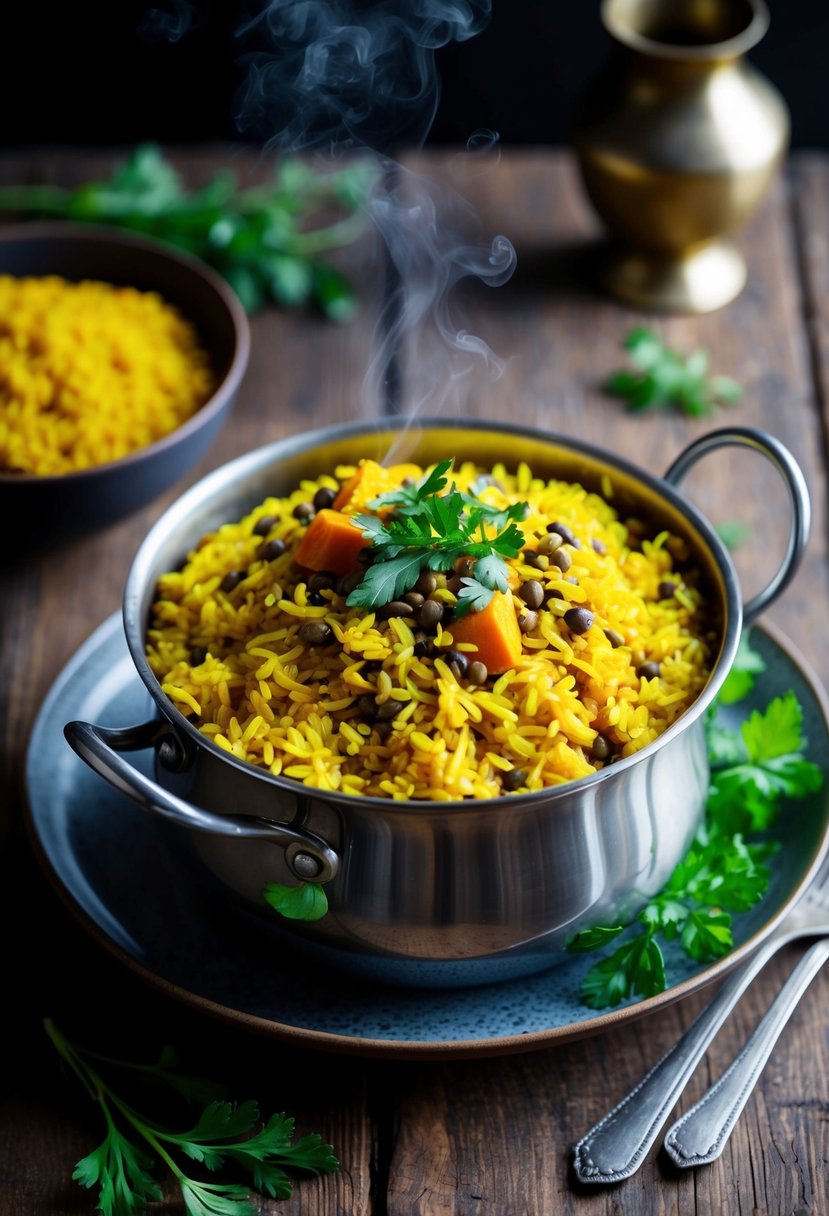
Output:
[[64, 420, 810, 987]]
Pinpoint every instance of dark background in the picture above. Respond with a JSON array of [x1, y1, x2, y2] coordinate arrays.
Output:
[[4, 1, 827, 149]]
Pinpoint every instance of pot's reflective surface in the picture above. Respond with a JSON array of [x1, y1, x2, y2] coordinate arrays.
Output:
[[64, 419, 810, 987]]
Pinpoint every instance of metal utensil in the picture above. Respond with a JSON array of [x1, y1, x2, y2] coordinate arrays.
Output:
[[572, 855, 829, 1183], [663, 934, 829, 1167]]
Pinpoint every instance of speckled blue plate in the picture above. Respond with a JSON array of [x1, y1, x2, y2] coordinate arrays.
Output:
[[24, 613, 829, 1059]]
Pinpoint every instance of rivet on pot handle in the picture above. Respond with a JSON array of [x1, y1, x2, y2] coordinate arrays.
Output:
[[663, 426, 811, 628], [63, 719, 339, 884]]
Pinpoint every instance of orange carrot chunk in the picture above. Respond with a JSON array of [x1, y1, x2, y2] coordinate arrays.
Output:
[[333, 459, 423, 512], [293, 509, 368, 575], [449, 590, 524, 675]]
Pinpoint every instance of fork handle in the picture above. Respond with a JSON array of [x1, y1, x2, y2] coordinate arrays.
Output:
[[663, 938, 829, 1167], [572, 933, 787, 1184]]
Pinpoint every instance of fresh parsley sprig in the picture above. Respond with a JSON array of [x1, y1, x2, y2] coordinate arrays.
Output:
[[346, 459, 528, 617], [0, 144, 375, 319], [604, 327, 743, 417], [569, 635, 824, 1009], [45, 1019, 338, 1215]]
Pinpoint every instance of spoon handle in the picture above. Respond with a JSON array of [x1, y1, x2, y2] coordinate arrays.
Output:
[[572, 932, 787, 1184], [663, 938, 829, 1168]]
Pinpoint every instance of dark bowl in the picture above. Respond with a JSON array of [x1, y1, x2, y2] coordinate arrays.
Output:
[[0, 222, 250, 549]]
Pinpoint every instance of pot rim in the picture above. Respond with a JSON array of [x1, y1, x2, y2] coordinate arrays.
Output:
[[123, 416, 742, 814]]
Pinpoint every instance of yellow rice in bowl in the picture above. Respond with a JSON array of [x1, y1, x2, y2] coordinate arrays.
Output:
[[145, 458, 718, 802], [0, 274, 215, 475]]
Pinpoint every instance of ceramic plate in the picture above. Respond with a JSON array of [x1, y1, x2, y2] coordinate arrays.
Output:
[[24, 613, 829, 1059]]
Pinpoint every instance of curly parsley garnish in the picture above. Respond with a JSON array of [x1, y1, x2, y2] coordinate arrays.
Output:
[[345, 459, 528, 618], [45, 1019, 338, 1214], [569, 635, 824, 1009]]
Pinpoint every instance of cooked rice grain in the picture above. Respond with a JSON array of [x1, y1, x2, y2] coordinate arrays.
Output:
[[146, 460, 719, 801], [0, 275, 215, 475]]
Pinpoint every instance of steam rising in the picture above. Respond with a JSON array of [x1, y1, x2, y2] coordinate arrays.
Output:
[[365, 162, 516, 418], [142, 0, 517, 416], [235, 0, 492, 153]]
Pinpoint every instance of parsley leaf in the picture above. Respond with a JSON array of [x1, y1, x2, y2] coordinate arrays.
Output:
[[45, 1020, 338, 1216], [346, 460, 528, 615], [717, 632, 766, 705], [604, 328, 743, 417], [581, 934, 667, 1009], [0, 144, 375, 319], [263, 881, 329, 921], [570, 646, 824, 1009]]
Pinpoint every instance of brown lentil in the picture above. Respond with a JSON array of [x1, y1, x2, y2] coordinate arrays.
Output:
[[445, 650, 468, 679], [312, 486, 336, 511], [378, 600, 414, 619], [591, 733, 612, 761], [564, 606, 594, 634], [552, 548, 573, 573], [298, 621, 333, 646], [414, 570, 437, 596], [220, 570, 246, 594], [518, 609, 539, 634], [292, 502, 315, 521], [551, 521, 581, 548], [308, 570, 337, 593], [258, 538, 286, 562], [637, 661, 661, 680], [604, 628, 625, 648], [518, 579, 545, 609], [467, 660, 488, 684], [502, 768, 527, 791], [418, 598, 443, 629], [538, 532, 563, 555], [337, 570, 364, 596], [253, 514, 278, 536]]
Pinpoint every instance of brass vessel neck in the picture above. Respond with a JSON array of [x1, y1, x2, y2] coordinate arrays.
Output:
[[601, 0, 769, 63]]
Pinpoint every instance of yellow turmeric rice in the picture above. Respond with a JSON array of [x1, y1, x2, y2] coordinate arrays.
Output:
[[0, 275, 215, 475], [146, 458, 718, 801]]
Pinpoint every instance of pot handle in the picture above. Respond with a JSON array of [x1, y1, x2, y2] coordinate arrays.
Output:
[[663, 426, 810, 628], [63, 719, 339, 884]]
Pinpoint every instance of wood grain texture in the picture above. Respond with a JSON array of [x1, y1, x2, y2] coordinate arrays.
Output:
[[1, 147, 828, 1216]]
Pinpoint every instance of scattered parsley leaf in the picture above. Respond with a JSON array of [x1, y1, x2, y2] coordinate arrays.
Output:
[[263, 881, 329, 921], [604, 328, 743, 417], [44, 1020, 338, 1216], [715, 519, 753, 551]]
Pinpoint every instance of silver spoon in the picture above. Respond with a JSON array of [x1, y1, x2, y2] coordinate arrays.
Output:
[[663, 936, 829, 1167], [572, 857, 829, 1184]]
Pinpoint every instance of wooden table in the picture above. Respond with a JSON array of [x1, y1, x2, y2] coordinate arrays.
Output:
[[2, 146, 828, 1215]]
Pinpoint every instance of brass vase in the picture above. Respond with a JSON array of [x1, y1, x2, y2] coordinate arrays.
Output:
[[572, 0, 789, 313]]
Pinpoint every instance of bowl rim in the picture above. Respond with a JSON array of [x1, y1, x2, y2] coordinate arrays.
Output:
[[122, 415, 743, 814], [0, 220, 251, 485]]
